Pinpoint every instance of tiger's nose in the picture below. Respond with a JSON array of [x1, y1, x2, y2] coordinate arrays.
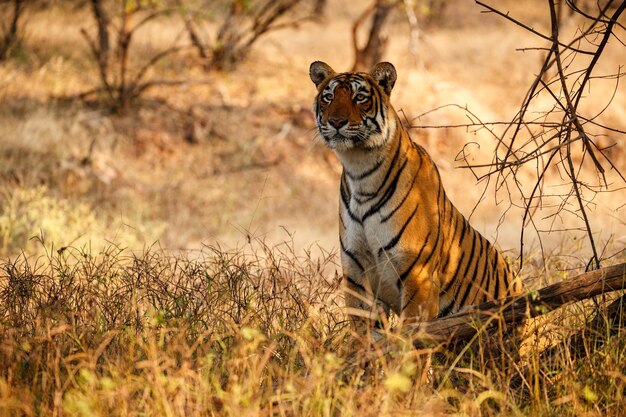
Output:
[[328, 117, 348, 130]]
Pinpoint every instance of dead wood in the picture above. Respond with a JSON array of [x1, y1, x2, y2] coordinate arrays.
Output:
[[0, 0, 25, 61], [407, 262, 626, 346], [351, 0, 396, 72]]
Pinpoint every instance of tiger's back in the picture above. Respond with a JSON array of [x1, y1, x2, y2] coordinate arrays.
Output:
[[309, 60, 523, 323]]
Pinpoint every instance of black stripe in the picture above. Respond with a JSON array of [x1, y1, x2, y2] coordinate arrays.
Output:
[[378, 203, 419, 257], [440, 186, 448, 221], [401, 289, 419, 312], [367, 111, 382, 133], [440, 209, 461, 274], [449, 209, 462, 241], [493, 254, 501, 298], [437, 301, 455, 318], [407, 184, 443, 277], [458, 233, 483, 308], [340, 174, 362, 225], [460, 228, 477, 279], [441, 213, 463, 280], [414, 221, 441, 276], [399, 231, 432, 282], [346, 276, 366, 291], [440, 253, 451, 278], [485, 242, 496, 299], [442, 251, 464, 294], [472, 236, 491, 305], [379, 153, 422, 223], [457, 268, 477, 308], [503, 264, 512, 295], [355, 189, 378, 199], [400, 191, 441, 315], [472, 237, 488, 304], [361, 157, 408, 221], [340, 239, 364, 272], [380, 186, 411, 222], [451, 229, 478, 303], [458, 217, 468, 244], [359, 134, 402, 204], [486, 256, 495, 302], [368, 92, 383, 133], [373, 90, 384, 131], [345, 157, 385, 181]]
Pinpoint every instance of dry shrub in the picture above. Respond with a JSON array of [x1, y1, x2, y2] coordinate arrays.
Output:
[[181, 0, 313, 71], [0, 240, 356, 416], [1, 238, 625, 416], [0, 186, 165, 257], [0, 239, 440, 416]]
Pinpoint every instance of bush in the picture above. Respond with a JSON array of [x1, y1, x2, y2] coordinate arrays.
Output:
[[1, 239, 625, 416], [0, 186, 164, 256]]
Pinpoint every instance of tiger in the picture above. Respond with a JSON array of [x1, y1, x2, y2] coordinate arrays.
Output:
[[309, 60, 524, 326]]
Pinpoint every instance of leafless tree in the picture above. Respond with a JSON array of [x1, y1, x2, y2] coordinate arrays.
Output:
[[412, 1, 625, 271], [180, 0, 312, 71], [0, 0, 25, 60], [80, 0, 186, 111], [351, 0, 398, 72], [351, 0, 449, 71]]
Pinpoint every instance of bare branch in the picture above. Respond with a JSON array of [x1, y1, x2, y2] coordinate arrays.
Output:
[[476, 1, 594, 55], [442, 0, 626, 268], [408, 262, 626, 345]]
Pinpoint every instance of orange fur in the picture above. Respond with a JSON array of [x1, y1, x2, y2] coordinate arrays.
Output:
[[310, 61, 523, 325]]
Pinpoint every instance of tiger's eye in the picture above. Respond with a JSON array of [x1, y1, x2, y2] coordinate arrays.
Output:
[[354, 93, 367, 102], [322, 93, 333, 102]]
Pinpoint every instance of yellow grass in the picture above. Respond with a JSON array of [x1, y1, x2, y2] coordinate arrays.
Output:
[[1, 240, 625, 416], [1, 0, 626, 415]]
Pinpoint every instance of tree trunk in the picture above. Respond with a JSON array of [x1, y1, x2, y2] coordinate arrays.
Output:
[[90, 0, 109, 71], [408, 263, 626, 346], [87, 0, 114, 100], [118, 3, 134, 111], [213, 0, 245, 70], [314, 0, 327, 15], [352, 0, 395, 72], [0, 0, 24, 61]]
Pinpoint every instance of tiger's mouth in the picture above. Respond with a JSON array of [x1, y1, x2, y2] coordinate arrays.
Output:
[[322, 126, 389, 151], [322, 131, 362, 149], [320, 125, 370, 147]]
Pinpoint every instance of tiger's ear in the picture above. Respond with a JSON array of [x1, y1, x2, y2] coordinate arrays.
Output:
[[310, 61, 335, 88], [370, 62, 397, 96]]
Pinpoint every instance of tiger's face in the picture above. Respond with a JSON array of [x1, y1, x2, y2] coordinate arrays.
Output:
[[310, 61, 398, 151]]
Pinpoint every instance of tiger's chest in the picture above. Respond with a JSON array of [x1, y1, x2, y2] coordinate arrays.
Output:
[[341, 152, 428, 264], [344, 194, 420, 262], [340, 190, 419, 311]]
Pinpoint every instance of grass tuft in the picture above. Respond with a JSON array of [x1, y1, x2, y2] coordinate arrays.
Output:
[[1, 239, 625, 416]]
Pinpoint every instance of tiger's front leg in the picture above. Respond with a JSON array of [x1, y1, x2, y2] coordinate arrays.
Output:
[[399, 267, 440, 323], [344, 275, 374, 330], [343, 273, 391, 336]]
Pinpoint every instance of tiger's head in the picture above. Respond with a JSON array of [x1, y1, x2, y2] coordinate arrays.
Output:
[[309, 61, 398, 151]]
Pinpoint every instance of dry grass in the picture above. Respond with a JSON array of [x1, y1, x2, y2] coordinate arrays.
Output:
[[1, 241, 626, 416], [1, 1, 626, 415]]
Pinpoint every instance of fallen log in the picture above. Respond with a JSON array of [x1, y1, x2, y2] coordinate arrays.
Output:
[[407, 262, 626, 346]]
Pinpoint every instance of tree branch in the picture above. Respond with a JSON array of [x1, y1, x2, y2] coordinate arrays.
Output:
[[407, 262, 626, 346]]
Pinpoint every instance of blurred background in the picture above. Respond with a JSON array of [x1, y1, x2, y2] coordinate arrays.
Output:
[[0, 0, 624, 269]]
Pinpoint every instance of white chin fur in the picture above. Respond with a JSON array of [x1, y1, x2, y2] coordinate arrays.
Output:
[[324, 131, 386, 151], [325, 137, 356, 151], [331, 122, 394, 151]]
